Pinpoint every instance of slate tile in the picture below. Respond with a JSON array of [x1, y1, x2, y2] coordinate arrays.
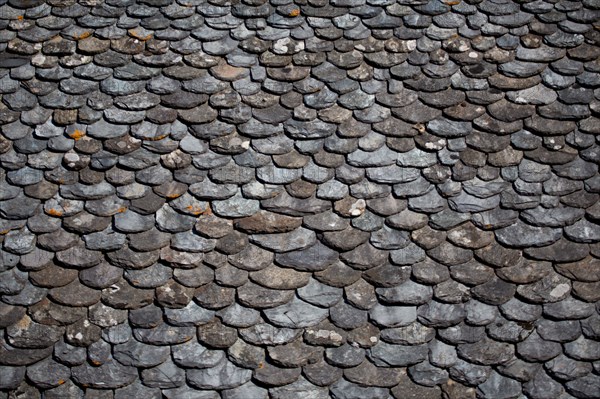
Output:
[[407, 361, 449, 387], [561, 190, 599, 209], [376, 279, 433, 305], [101, 278, 154, 310], [493, 357, 539, 385], [227, 339, 265, 369], [564, 335, 600, 362], [29, 296, 86, 327], [111, 339, 168, 369], [565, 374, 600, 399], [214, 263, 248, 286], [428, 241, 473, 266], [433, 279, 471, 303], [250, 227, 316, 252], [448, 358, 492, 387], [495, 222, 562, 248], [222, 382, 268, 399], [496, 259, 551, 286], [517, 271, 572, 304], [28, 262, 77, 288], [500, 298, 542, 323], [457, 335, 514, 365], [553, 157, 598, 180], [170, 335, 224, 367], [474, 370, 522, 399], [64, 316, 103, 347], [236, 280, 292, 308], [132, 321, 196, 347], [47, 277, 101, 306], [418, 301, 465, 328], [252, 361, 301, 387], [522, 368, 565, 399], [267, 338, 320, 369], [0, 365, 26, 390], [114, 381, 161, 399], [0, 339, 54, 367], [555, 256, 600, 282], [327, 300, 367, 330], [0, 302, 25, 330], [82, 226, 127, 251], [524, 238, 589, 262], [2, 281, 48, 306], [263, 296, 329, 328], [72, 358, 138, 389], [351, 211, 384, 234], [461, 299, 497, 327], [196, 317, 237, 349]]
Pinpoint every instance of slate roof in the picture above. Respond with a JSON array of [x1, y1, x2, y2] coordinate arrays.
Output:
[[0, 0, 599, 398]]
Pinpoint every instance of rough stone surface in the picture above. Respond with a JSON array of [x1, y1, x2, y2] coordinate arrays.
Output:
[[0, 2, 597, 397]]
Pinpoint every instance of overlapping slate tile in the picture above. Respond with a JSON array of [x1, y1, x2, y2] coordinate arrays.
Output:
[[0, 0, 598, 397]]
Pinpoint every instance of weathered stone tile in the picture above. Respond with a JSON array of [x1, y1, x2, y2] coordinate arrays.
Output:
[[72, 358, 138, 389], [495, 222, 562, 248], [418, 301, 465, 328], [516, 272, 572, 304], [234, 211, 301, 234], [448, 358, 492, 387], [172, 340, 223, 370], [565, 374, 600, 399], [252, 359, 302, 387], [263, 296, 329, 328], [115, 380, 162, 399]]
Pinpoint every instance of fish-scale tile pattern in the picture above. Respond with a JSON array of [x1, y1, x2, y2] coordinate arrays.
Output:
[[0, 0, 599, 398]]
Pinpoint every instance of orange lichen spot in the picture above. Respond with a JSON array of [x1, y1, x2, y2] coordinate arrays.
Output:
[[414, 123, 426, 133], [16, 316, 31, 329], [128, 29, 153, 41], [198, 207, 212, 216], [186, 205, 210, 215], [289, 9, 300, 17], [166, 193, 182, 199], [186, 205, 200, 214], [192, 207, 212, 217], [57, 380, 65, 385], [0, 229, 9, 235], [47, 208, 63, 217], [68, 129, 85, 140], [17, 15, 23, 20], [76, 31, 92, 40], [117, 206, 128, 213], [445, 0, 461, 5], [258, 362, 264, 369], [145, 134, 169, 142]]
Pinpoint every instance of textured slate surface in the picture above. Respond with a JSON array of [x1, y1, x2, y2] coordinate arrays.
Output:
[[0, 0, 599, 398]]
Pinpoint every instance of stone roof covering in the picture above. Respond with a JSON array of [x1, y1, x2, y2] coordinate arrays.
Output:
[[0, 0, 599, 398]]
